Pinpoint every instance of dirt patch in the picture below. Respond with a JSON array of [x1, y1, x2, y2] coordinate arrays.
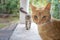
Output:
[[0, 16, 19, 29]]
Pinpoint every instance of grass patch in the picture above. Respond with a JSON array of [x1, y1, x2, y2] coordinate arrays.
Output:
[[0, 16, 19, 22], [0, 16, 19, 28], [0, 24, 7, 28], [6, 16, 19, 22]]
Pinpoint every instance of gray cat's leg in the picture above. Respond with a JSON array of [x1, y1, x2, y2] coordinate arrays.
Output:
[[26, 21, 29, 30], [26, 21, 28, 30], [29, 21, 31, 29]]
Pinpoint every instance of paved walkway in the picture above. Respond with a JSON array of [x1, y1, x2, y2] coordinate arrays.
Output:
[[10, 23, 42, 40], [0, 23, 18, 40]]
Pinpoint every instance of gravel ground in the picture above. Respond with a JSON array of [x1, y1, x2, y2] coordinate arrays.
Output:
[[10, 23, 41, 40], [0, 23, 18, 40]]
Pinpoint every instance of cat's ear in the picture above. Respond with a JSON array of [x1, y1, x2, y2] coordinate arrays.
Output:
[[30, 4, 36, 11], [45, 3, 51, 10]]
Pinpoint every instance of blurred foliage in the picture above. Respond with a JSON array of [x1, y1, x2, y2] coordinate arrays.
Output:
[[30, 0, 60, 19], [30, 0, 50, 7], [51, 0, 60, 19], [0, 0, 20, 15]]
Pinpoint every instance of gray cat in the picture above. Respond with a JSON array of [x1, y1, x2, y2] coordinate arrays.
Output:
[[20, 7, 31, 30]]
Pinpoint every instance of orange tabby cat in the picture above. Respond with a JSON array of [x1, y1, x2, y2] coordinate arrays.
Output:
[[30, 3, 60, 40]]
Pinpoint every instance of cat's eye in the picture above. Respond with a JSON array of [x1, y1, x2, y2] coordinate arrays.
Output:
[[42, 16, 46, 18], [34, 16, 38, 19]]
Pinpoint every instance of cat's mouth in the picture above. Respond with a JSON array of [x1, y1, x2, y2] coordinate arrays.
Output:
[[37, 22, 43, 25], [37, 22, 48, 26], [37, 21, 49, 25]]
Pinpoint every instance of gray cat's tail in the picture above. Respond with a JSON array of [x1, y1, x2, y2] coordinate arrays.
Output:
[[20, 7, 27, 14]]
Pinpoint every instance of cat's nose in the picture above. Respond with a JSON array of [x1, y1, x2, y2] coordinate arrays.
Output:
[[38, 21, 40, 24]]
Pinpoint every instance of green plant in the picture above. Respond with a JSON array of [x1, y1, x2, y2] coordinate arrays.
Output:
[[0, 0, 20, 15], [51, 0, 60, 19]]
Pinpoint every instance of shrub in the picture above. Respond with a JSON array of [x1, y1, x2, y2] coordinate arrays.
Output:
[[0, 0, 20, 15]]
